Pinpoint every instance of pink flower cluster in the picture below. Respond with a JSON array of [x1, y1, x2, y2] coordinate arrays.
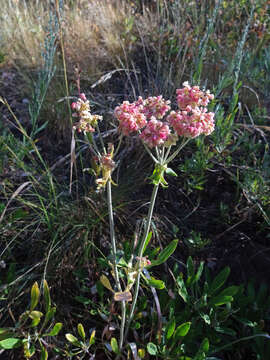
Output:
[[114, 100, 147, 136], [176, 81, 214, 110], [140, 117, 170, 148], [71, 93, 102, 133], [168, 82, 215, 138], [114, 83, 215, 146]]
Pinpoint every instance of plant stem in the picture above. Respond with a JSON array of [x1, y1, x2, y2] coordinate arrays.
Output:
[[124, 182, 160, 341], [106, 180, 126, 351]]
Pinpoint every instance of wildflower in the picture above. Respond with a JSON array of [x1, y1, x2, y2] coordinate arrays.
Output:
[[140, 117, 170, 148], [176, 82, 214, 110], [71, 93, 102, 133], [114, 101, 147, 136], [139, 95, 171, 119], [167, 107, 215, 138]]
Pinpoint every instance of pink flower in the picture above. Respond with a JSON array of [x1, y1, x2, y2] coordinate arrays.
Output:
[[114, 101, 147, 136], [176, 81, 214, 110], [167, 107, 215, 138], [140, 117, 170, 148]]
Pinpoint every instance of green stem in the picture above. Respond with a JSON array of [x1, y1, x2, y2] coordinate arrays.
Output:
[[106, 181, 126, 351], [165, 138, 190, 164], [124, 183, 160, 341]]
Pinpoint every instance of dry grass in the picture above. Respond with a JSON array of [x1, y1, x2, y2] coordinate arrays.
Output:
[[0, 0, 137, 73]]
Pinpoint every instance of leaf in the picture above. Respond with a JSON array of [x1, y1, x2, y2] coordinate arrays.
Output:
[[77, 323, 85, 340], [165, 167, 178, 177], [45, 323, 62, 336], [100, 275, 114, 292], [43, 280, 51, 313], [194, 338, 209, 360], [30, 282, 40, 311], [147, 277, 165, 290], [177, 275, 188, 302], [40, 344, 48, 360], [0, 338, 22, 349], [150, 240, 178, 267], [194, 261, 204, 283], [111, 337, 119, 354], [187, 256, 195, 278], [114, 290, 132, 302], [218, 286, 239, 297], [65, 334, 81, 347], [214, 326, 236, 336], [174, 322, 191, 339], [142, 231, 152, 255], [89, 330, 96, 346], [208, 267, 230, 296], [43, 307, 56, 329], [147, 342, 157, 355], [208, 295, 233, 307], [165, 317, 175, 340], [29, 311, 43, 327], [138, 348, 145, 358]]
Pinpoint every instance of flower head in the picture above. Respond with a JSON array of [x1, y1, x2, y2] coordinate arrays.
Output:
[[71, 93, 102, 133], [140, 117, 170, 148]]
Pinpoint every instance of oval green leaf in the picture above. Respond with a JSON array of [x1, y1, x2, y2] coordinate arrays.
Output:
[[43, 280, 51, 313], [147, 342, 157, 355], [147, 277, 165, 290], [174, 322, 191, 339], [45, 323, 63, 336], [30, 282, 40, 311], [151, 240, 178, 267], [110, 337, 119, 354], [0, 338, 22, 349], [77, 323, 85, 340], [208, 267, 230, 296]]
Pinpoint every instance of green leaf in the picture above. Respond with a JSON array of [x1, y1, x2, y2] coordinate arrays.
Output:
[[45, 323, 62, 336], [208, 267, 230, 296], [89, 330, 96, 346], [218, 286, 239, 297], [142, 231, 152, 255], [43, 307, 56, 329], [165, 317, 175, 340], [111, 337, 119, 354], [77, 323, 85, 340], [194, 338, 209, 360], [177, 275, 188, 302], [208, 295, 233, 307], [150, 240, 178, 267], [165, 167, 178, 177], [147, 342, 157, 355], [174, 322, 191, 339], [30, 282, 40, 311], [187, 256, 194, 278], [214, 326, 236, 336], [40, 344, 48, 360], [43, 280, 51, 313], [194, 261, 204, 283], [65, 334, 81, 347], [0, 338, 22, 349], [29, 311, 43, 327], [100, 275, 114, 292], [147, 277, 165, 290]]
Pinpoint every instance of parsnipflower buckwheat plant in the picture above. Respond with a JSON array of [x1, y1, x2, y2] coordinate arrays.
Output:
[[72, 83, 215, 355]]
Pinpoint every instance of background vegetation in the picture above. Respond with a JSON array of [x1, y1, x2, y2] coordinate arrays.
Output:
[[0, 0, 270, 359]]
